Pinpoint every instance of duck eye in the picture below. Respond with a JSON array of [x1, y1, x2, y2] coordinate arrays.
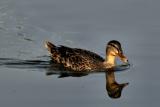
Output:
[[109, 44, 119, 52]]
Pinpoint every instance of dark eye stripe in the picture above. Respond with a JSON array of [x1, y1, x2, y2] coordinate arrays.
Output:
[[109, 44, 120, 52]]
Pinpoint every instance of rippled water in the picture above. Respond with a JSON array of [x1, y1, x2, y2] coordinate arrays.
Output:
[[0, 0, 160, 107]]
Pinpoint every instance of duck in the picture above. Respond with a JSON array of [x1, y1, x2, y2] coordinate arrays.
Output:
[[45, 40, 128, 72], [106, 71, 129, 98]]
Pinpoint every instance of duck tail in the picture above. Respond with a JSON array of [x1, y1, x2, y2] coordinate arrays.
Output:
[[45, 41, 57, 54]]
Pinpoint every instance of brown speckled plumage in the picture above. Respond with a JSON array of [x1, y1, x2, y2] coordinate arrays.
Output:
[[45, 40, 128, 72], [45, 41, 104, 71]]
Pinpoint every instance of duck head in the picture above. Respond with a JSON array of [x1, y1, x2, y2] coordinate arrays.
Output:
[[105, 40, 128, 67], [106, 71, 129, 99], [106, 82, 129, 99]]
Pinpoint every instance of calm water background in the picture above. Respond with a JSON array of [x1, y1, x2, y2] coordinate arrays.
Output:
[[0, 0, 160, 106]]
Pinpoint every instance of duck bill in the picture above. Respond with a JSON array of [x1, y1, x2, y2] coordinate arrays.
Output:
[[121, 82, 129, 88], [118, 53, 128, 63]]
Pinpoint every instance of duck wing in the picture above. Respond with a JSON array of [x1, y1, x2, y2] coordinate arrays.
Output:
[[58, 45, 104, 62], [57, 45, 104, 71], [45, 41, 104, 71]]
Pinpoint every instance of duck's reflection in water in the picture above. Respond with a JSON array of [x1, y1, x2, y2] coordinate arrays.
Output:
[[46, 62, 130, 99], [47, 65, 129, 99], [0, 58, 129, 99], [106, 70, 129, 99]]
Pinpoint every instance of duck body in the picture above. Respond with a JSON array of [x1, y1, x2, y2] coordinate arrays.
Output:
[[45, 40, 128, 72], [45, 42, 105, 71]]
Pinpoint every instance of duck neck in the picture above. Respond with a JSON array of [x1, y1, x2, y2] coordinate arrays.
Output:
[[106, 71, 116, 84], [105, 54, 116, 66]]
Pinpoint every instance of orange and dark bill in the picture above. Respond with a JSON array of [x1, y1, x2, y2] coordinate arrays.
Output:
[[118, 53, 128, 63]]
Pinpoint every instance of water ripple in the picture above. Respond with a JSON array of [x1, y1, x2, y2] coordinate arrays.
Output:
[[0, 57, 130, 74]]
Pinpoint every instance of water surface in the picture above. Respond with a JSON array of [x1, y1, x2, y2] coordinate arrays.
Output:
[[0, 0, 160, 107]]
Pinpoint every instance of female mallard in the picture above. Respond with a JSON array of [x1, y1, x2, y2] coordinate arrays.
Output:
[[45, 40, 128, 72]]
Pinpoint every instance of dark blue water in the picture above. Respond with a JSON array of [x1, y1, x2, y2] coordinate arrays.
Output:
[[0, 0, 160, 107]]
